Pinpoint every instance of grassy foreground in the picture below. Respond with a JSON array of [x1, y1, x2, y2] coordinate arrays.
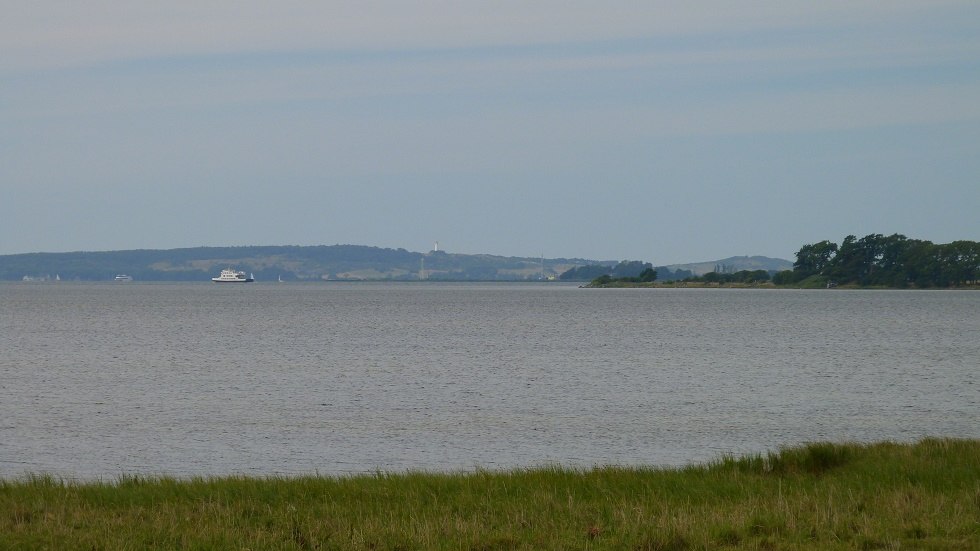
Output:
[[2, 439, 978, 550]]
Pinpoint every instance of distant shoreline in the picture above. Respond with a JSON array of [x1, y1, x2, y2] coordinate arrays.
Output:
[[584, 281, 980, 290]]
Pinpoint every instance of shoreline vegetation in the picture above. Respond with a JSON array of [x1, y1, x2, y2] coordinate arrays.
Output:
[[585, 233, 979, 289], [585, 280, 980, 289], [2, 440, 978, 550]]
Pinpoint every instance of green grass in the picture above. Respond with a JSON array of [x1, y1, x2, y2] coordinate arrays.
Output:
[[2, 439, 978, 550]]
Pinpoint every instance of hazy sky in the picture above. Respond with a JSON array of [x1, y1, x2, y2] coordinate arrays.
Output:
[[3, 2, 979, 263]]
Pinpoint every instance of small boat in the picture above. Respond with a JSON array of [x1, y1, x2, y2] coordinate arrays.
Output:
[[212, 269, 255, 283], [114, 274, 133, 282]]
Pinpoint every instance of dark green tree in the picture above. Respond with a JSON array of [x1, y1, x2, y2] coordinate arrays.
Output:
[[943, 240, 980, 285], [611, 260, 654, 279], [591, 274, 613, 286], [637, 268, 658, 282], [793, 240, 838, 277], [826, 235, 865, 283]]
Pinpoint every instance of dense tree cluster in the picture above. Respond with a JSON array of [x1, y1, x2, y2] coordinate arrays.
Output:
[[560, 260, 654, 281], [654, 266, 695, 281], [694, 269, 771, 284], [779, 234, 978, 287], [610, 260, 654, 279], [590, 267, 658, 286], [669, 269, 771, 285]]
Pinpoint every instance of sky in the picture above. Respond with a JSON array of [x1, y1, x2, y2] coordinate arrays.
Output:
[[2, 2, 979, 264]]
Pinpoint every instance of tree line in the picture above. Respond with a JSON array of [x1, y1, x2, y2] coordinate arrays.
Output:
[[776, 234, 979, 288], [560, 260, 649, 281], [560, 261, 698, 282]]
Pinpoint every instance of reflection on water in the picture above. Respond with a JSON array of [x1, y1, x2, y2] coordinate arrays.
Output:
[[1, 282, 977, 478]]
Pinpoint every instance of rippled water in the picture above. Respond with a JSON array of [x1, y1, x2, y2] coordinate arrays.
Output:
[[1, 282, 977, 478]]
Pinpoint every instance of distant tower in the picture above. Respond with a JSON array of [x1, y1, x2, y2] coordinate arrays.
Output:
[[434, 241, 439, 252]]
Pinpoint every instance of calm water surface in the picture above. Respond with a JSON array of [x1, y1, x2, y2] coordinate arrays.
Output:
[[1, 282, 977, 478]]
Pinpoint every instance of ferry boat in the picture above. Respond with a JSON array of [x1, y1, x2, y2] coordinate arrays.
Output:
[[114, 274, 133, 282], [212, 269, 255, 283]]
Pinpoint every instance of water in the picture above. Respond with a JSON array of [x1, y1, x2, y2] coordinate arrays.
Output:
[[1, 282, 977, 479]]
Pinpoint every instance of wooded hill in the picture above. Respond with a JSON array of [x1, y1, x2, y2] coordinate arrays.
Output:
[[1, 245, 602, 282]]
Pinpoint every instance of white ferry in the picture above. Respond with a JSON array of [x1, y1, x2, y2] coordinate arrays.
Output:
[[114, 274, 133, 282], [212, 269, 255, 283]]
